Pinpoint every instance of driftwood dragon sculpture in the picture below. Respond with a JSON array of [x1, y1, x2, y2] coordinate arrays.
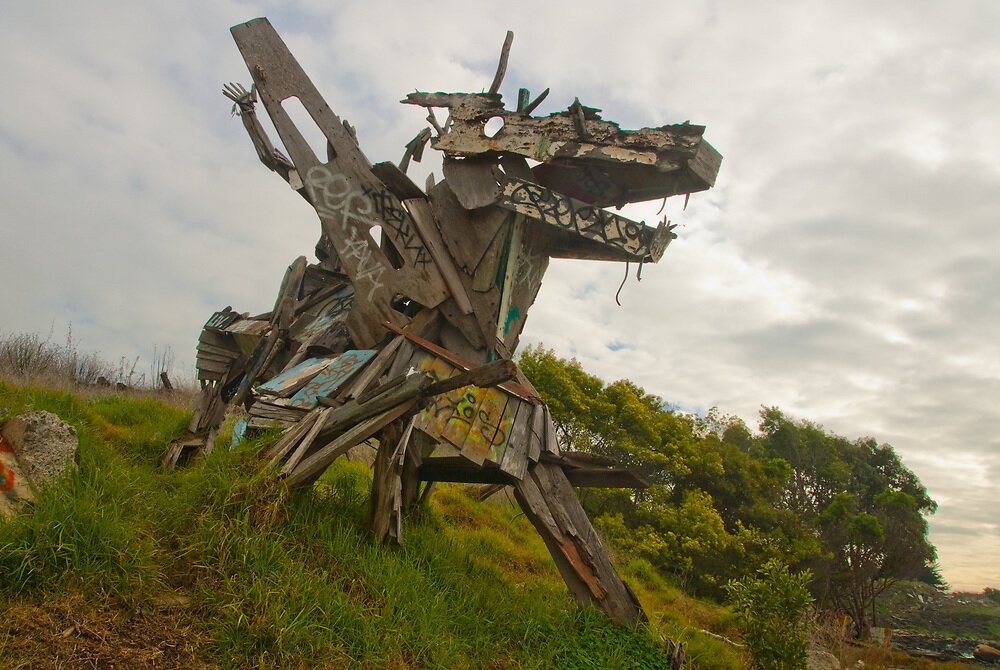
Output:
[[178, 18, 720, 626]]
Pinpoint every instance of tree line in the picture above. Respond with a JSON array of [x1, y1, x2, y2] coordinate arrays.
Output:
[[518, 346, 939, 635]]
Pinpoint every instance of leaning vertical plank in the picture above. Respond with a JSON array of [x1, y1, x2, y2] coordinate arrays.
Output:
[[499, 401, 533, 479], [281, 405, 334, 474], [285, 397, 418, 487], [513, 468, 595, 607], [527, 402, 545, 463], [368, 416, 415, 543], [542, 405, 561, 456], [264, 409, 320, 462], [405, 198, 474, 315], [514, 461, 643, 626], [341, 334, 405, 400], [272, 256, 308, 331]]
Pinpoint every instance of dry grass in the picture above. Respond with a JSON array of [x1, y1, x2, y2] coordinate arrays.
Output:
[[0, 328, 196, 409], [807, 612, 974, 669]]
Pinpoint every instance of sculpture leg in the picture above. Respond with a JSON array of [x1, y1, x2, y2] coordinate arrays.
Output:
[[513, 461, 644, 626], [367, 417, 415, 544]]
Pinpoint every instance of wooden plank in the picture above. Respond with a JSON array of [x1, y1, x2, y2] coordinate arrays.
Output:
[[487, 31, 514, 94], [264, 410, 320, 459], [314, 372, 433, 444], [417, 457, 515, 485], [367, 416, 416, 543], [340, 334, 404, 400], [441, 157, 501, 209], [459, 386, 508, 466], [543, 405, 561, 456], [204, 308, 241, 331], [495, 214, 523, 345], [561, 467, 651, 489], [513, 469, 561, 537], [438, 384, 479, 453], [407, 94, 717, 199], [499, 401, 533, 479], [248, 402, 307, 422], [422, 358, 517, 396], [410, 353, 462, 442], [541, 451, 617, 468], [429, 182, 507, 276], [370, 161, 425, 201], [497, 178, 654, 260], [232, 328, 281, 407], [230, 18, 449, 347], [272, 256, 308, 331], [256, 357, 334, 397], [281, 406, 335, 474], [498, 154, 534, 182], [381, 321, 540, 402], [285, 349, 375, 409], [501, 218, 550, 351], [438, 299, 487, 351], [247, 416, 293, 431], [404, 197, 474, 315], [386, 339, 416, 380], [285, 397, 418, 487], [527, 401, 545, 463], [471, 225, 507, 292], [196, 345, 240, 361], [195, 358, 232, 374]]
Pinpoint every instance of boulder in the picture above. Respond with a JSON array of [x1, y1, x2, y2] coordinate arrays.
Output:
[[807, 642, 840, 670], [0, 434, 34, 516], [1, 410, 78, 487], [974, 644, 1000, 663]]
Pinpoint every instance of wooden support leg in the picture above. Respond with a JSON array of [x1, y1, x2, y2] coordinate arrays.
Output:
[[513, 461, 644, 626], [367, 418, 414, 544], [400, 429, 425, 508]]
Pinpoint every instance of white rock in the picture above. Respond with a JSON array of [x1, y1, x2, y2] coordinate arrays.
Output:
[[1, 410, 79, 487]]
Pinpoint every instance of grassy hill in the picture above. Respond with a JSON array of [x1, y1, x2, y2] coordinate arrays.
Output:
[[0, 380, 744, 669]]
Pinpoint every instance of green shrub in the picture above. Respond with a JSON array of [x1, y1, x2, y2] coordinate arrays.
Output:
[[725, 559, 813, 670]]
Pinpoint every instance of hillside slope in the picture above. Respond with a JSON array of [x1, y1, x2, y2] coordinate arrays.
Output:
[[0, 381, 742, 669]]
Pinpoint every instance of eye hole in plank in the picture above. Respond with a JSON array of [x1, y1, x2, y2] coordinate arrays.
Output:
[[281, 96, 330, 164], [484, 116, 505, 139]]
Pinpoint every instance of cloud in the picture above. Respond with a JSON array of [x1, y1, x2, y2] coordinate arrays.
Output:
[[1, 0, 998, 591]]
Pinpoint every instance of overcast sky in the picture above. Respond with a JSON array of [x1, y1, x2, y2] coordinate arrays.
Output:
[[2, 1, 997, 591]]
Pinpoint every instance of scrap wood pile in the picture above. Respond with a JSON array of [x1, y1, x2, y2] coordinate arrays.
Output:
[[172, 18, 721, 627]]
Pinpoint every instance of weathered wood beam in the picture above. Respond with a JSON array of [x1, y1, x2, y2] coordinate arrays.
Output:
[[562, 468, 650, 489], [513, 461, 644, 626], [488, 31, 514, 95], [497, 179, 673, 262], [422, 358, 518, 397]]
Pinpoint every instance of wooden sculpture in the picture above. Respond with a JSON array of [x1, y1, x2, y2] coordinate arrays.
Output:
[[180, 17, 720, 626]]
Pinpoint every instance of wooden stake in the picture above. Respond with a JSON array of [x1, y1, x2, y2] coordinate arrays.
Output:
[[488, 31, 514, 95]]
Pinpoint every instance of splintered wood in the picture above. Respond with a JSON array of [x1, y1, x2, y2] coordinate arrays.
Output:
[[182, 17, 720, 627]]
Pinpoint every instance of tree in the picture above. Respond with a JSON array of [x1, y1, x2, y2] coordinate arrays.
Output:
[[758, 408, 937, 636]]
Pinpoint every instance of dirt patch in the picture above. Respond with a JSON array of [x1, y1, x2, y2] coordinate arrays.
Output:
[[0, 590, 217, 669]]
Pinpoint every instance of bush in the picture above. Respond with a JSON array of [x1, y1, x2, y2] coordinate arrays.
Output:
[[725, 559, 813, 670]]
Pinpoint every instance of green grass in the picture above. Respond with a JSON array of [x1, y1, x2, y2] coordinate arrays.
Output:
[[0, 380, 742, 668]]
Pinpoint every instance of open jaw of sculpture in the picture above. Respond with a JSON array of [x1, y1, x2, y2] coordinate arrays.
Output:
[[179, 18, 721, 626]]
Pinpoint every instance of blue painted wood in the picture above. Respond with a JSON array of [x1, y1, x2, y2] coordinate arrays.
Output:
[[257, 357, 332, 395], [286, 350, 375, 409]]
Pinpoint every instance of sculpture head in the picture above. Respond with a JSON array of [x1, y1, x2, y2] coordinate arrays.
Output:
[[226, 18, 720, 360]]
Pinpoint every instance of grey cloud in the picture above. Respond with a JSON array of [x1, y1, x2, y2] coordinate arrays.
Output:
[[2, 0, 999, 591]]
